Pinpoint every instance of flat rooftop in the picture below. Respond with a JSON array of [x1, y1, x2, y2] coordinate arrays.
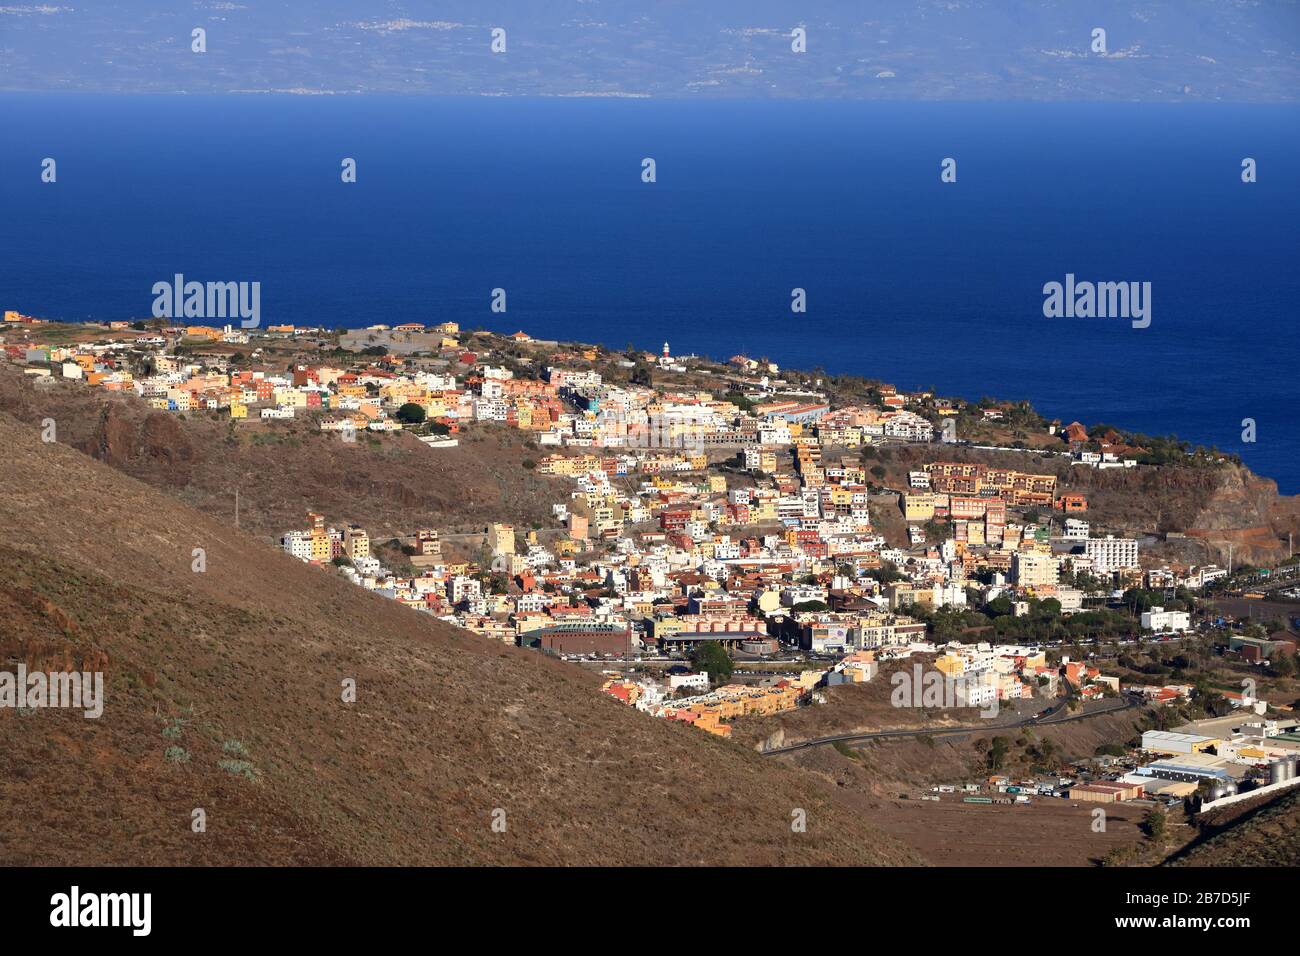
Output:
[[1149, 752, 1228, 769], [1143, 730, 1216, 745]]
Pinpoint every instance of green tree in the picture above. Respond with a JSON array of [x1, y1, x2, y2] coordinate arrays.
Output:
[[988, 736, 1010, 771], [689, 641, 734, 685], [724, 392, 755, 412], [396, 402, 426, 424], [864, 561, 905, 585], [1144, 806, 1167, 842], [791, 600, 829, 613], [986, 595, 1014, 618]]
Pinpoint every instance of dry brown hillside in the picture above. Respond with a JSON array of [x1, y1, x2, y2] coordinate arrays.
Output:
[[0, 413, 922, 866], [1164, 788, 1300, 868], [0, 368, 570, 542]]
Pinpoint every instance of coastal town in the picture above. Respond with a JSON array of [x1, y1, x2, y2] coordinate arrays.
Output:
[[5, 0, 1297, 910], [6, 307, 1300, 840]]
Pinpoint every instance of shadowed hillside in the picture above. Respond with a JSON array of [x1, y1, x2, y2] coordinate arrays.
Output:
[[1164, 789, 1300, 868], [0, 412, 922, 866]]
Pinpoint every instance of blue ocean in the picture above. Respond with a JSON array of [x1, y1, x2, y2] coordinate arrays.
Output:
[[1, 96, 1297, 491]]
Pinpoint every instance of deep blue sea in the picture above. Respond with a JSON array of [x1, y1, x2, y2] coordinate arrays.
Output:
[[1, 96, 1297, 491]]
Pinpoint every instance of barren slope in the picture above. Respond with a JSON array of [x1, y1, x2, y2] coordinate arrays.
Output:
[[1165, 789, 1300, 868], [0, 368, 571, 542], [0, 413, 921, 866]]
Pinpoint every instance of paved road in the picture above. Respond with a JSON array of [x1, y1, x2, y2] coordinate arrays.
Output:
[[1223, 574, 1300, 596], [759, 697, 1139, 756]]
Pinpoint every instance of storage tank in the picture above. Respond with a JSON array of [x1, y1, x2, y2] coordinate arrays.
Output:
[[1209, 782, 1227, 801], [1286, 757, 1298, 780], [1270, 761, 1287, 785], [1223, 781, 1238, 797]]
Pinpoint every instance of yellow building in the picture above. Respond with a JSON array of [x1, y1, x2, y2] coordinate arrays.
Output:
[[647, 616, 686, 643], [309, 532, 331, 563], [1013, 551, 1059, 587], [570, 494, 624, 536], [903, 493, 939, 522], [274, 388, 308, 408], [344, 527, 370, 561], [934, 654, 965, 677], [887, 582, 932, 610], [487, 523, 516, 556], [538, 454, 599, 477]]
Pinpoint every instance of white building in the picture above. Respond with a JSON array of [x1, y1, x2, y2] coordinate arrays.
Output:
[[1191, 566, 1229, 589], [882, 411, 934, 442], [473, 398, 509, 421], [1063, 518, 1090, 540], [932, 582, 968, 608], [1085, 535, 1139, 572], [449, 575, 482, 604], [1141, 730, 1216, 755], [669, 672, 710, 693], [280, 530, 313, 561], [1141, 606, 1191, 633]]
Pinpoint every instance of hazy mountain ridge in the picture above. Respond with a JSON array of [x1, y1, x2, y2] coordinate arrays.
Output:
[[1, 0, 1296, 100]]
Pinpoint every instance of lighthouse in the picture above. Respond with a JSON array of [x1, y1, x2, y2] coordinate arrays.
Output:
[[662, 341, 670, 363]]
